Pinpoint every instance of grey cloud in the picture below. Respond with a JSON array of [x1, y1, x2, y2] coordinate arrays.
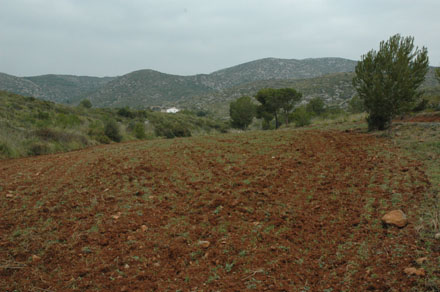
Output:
[[0, 0, 439, 76]]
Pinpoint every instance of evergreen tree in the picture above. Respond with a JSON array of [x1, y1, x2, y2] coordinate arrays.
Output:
[[353, 34, 429, 130], [229, 96, 256, 130], [255, 88, 302, 129]]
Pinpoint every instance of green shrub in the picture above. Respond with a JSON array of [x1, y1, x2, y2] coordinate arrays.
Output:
[[306, 97, 326, 116], [104, 120, 122, 142], [154, 121, 191, 138], [290, 106, 312, 127], [28, 143, 51, 156], [56, 113, 82, 128], [348, 96, 365, 113], [0, 142, 14, 158], [413, 98, 429, 112], [36, 111, 50, 120], [133, 122, 146, 139], [34, 128, 69, 142], [117, 107, 135, 118], [79, 99, 92, 108], [95, 135, 111, 144]]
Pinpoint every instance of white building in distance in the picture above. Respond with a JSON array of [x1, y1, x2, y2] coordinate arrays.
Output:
[[164, 107, 180, 114]]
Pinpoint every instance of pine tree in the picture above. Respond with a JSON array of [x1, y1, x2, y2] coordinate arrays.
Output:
[[353, 34, 429, 130]]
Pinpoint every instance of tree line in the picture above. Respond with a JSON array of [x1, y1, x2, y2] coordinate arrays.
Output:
[[230, 34, 439, 131]]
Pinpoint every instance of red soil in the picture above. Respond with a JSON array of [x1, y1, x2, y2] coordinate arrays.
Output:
[[0, 130, 432, 291]]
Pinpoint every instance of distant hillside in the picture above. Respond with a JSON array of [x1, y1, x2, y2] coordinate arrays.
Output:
[[88, 69, 216, 108], [209, 57, 357, 89], [86, 57, 357, 108], [182, 72, 356, 116], [1, 57, 357, 107], [1, 58, 438, 115], [182, 67, 440, 117], [0, 72, 45, 98], [0, 73, 114, 103], [25, 75, 115, 103]]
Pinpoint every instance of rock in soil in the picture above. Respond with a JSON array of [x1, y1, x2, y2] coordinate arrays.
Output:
[[197, 240, 211, 248], [381, 210, 408, 228], [404, 267, 425, 276], [415, 257, 428, 265]]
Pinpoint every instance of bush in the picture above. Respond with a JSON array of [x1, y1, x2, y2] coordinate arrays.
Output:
[[36, 111, 50, 120], [348, 96, 365, 114], [117, 107, 135, 118], [306, 97, 326, 116], [133, 122, 146, 139], [28, 143, 51, 156], [104, 120, 122, 142], [154, 121, 191, 138], [79, 99, 92, 108], [95, 135, 111, 144], [56, 113, 82, 128], [413, 98, 429, 112], [0, 142, 14, 158], [290, 106, 312, 127]]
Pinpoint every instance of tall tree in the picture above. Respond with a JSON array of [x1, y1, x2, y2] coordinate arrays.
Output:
[[277, 88, 303, 125], [229, 95, 256, 130], [255, 88, 302, 129], [353, 34, 429, 130], [436, 68, 440, 83]]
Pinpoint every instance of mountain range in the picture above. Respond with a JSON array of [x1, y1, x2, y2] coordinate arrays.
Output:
[[1, 57, 438, 116]]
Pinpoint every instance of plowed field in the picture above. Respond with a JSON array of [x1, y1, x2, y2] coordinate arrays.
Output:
[[0, 129, 431, 291]]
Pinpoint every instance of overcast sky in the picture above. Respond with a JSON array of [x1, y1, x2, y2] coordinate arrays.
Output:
[[1, 0, 439, 77]]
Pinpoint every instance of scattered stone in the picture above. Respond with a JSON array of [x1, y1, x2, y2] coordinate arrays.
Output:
[[153, 262, 160, 267], [416, 257, 428, 265], [127, 235, 135, 241], [124, 264, 130, 269], [32, 255, 41, 262], [435, 233, 440, 240], [404, 267, 425, 276], [111, 212, 122, 220], [6, 193, 14, 198], [197, 240, 210, 248], [381, 210, 408, 228], [140, 225, 148, 232]]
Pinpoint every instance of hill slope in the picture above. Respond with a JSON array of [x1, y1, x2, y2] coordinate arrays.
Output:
[[87, 57, 357, 107], [0, 91, 228, 159], [0, 73, 114, 103], [209, 57, 357, 88], [1, 57, 357, 107], [88, 69, 216, 108], [24, 75, 115, 104]]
